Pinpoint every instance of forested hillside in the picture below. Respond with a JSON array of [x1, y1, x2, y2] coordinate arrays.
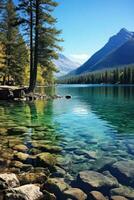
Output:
[[58, 64, 134, 84]]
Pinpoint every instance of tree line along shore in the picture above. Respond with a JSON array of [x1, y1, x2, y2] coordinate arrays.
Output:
[[58, 64, 134, 85], [0, 0, 62, 96]]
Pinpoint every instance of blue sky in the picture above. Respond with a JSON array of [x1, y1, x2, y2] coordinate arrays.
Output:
[[54, 0, 134, 63], [14, 0, 134, 64]]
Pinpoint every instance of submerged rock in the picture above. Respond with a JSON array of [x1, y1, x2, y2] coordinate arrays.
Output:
[[7, 127, 28, 135], [89, 191, 107, 200], [74, 150, 86, 156], [28, 148, 41, 155], [100, 143, 117, 152], [51, 166, 66, 178], [31, 167, 50, 176], [43, 190, 56, 200], [74, 149, 98, 160], [110, 185, 134, 199], [126, 143, 134, 155], [93, 157, 117, 171], [18, 172, 47, 185], [5, 184, 43, 200], [13, 145, 28, 152], [110, 160, 134, 186], [8, 138, 23, 148], [57, 156, 70, 167], [37, 153, 56, 168], [34, 144, 62, 153], [111, 196, 128, 200], [14, 152, 29, 163], [0, 128, 7, 135], [8, 167, 21, 174], [0, 173, 19, 188], [0, 158, 10, 168], [1, 150, 14, 160], [45, 178, 69, 198], [77, 170, 118, 194], [10, 161, 33, 172], [84, 150, 98, 160], [34, 127, 48, 131], [10, 160, 18, 168], [63, 188, 87, 200]]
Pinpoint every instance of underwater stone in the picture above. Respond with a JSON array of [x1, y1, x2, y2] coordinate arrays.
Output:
[[45, 178, 69, 198], [7, 127, 28, 135], [34, 127, 48, 131], [28, 148, 41, 155], [31, 167, 50, 176], [51, 166, 66, 178], [0, 128, 7, 135], [110, 185, 134, 199], [1, 150, 14, 160], [89, 191, 107, 200], [10, 161, 32, 171], [126, 143, 134, 155], [64, 188, 87, 200], [13, 144, 28, 152], [111, 196, 128, 200], [10, 161, 23, 168], [93, 157, 117, 171], [18, 172, 47, 185], [42, 190, 56, 200], [37, 152, 56, 168], [0, 158, 10, 168], [77, 170, 119, 194], [34, 144, 62, 153], [84, 150, 98, 160], [14, 152, 29, 163], [111, 160, 134, 186]]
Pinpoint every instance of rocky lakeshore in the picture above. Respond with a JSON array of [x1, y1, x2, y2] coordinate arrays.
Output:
[[0, 86, 63, 101], [0, 126, 134, 199]]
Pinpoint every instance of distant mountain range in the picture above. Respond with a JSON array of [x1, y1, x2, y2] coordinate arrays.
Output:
[[68, 28, 134, 76], [54, 54, 80, 77]]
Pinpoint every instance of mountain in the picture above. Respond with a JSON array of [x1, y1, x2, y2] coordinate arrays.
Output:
[[69, 28, 134, 75], [54, 54, 80, 77], [90, 38, 134, 71]]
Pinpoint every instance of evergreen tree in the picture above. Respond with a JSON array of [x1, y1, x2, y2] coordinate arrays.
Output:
[[0, 0, 28, 85], [58, 65, 134, 85], [18, 0, 62, 92]]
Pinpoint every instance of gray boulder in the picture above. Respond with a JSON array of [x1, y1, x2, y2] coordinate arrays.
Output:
[[111, 160, 134, 186], [63, 188, 87, 200], [110, 185, 134, 200], [5, 184, 43, 200], [0, 173, 19, 188], [77, 170, 119, 194]]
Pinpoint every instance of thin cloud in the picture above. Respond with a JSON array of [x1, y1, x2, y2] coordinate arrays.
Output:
[[70, 53, 89, 64]]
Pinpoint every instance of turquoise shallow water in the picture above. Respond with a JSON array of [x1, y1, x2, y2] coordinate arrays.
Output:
[[0, 84, 134, 176]]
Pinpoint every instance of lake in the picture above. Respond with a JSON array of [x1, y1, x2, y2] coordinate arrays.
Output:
[[0, 85, 134, 193]]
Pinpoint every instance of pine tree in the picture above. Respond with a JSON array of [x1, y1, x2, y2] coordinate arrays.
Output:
[[0, 0, 28, 85], [18, 0, 62, 92]]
